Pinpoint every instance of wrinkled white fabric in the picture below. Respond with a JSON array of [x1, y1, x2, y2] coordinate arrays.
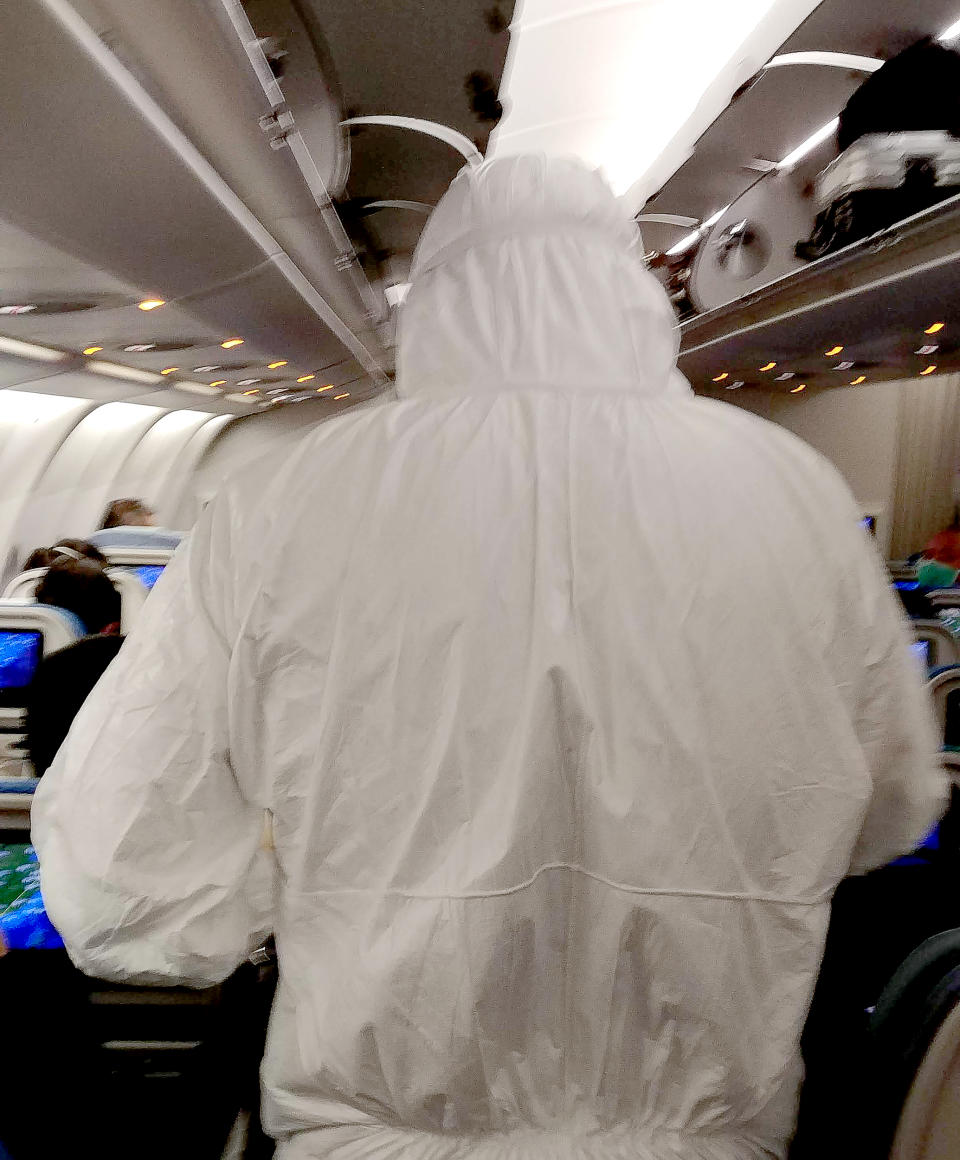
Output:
[[33, 156, 945, 1160]]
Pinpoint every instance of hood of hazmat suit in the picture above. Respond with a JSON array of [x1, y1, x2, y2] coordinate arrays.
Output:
[[33, 155, 945, 1160]]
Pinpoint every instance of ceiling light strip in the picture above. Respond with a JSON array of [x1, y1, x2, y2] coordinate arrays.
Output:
[[38, 0, 389, 386], [0, 337, 68, 364], [86, 360, 163, 385]]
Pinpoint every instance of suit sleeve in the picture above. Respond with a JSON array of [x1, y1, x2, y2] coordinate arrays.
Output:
[[31, 493, 275, 987], [843, 528, 949, 875]]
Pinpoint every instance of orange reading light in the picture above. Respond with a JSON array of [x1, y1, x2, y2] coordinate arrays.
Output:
[[850, 375, 867, 385], [267, 360, 287, 369], [137, 299, 165, 311], [925, 322, 946, 335], [921, 364, 938, 376], [334, 393, 349, 400], [82, 345, 103, 355], [759, 361, 777, 372], [221, 338, 244, 349], [209, 380, 227, 387], [824, 345, 844, 356], [790, 383, 806, 393], [297, 374, 315, 383], [712, 372, 729, 382]]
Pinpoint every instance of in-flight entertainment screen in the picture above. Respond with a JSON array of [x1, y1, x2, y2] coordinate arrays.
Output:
[[132, 564, 165, 590], [0, 631, 42, 704], [0, 843, 61, 950]]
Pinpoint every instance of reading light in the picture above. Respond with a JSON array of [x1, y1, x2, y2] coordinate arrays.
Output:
[[137, 299, 165, 311], [221, 338, 244, 349], [921, 365, 938, 376], [297, 374, 315, 383], [82, 345, 103, 355], [790, 383, 806, 393], [850, 375, 867, 385], [160, 367, 178, 375], [759, 362, 777, 372], [267, 360, 287, 369], [824, 345, 844, 356], [925, 322, 946, 335], [712, 372, 729, 382], [334, 393, 349, 400], [209, 380, 227, 387]]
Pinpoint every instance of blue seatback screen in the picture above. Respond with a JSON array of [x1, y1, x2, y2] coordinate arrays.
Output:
[[133, 565, 165, 590], [0, 631, 42, 690], [0, 843, 63, 951], [911, 640, 931, 669]]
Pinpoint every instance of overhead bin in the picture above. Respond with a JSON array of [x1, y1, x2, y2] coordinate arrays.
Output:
[[0, 0, 389, 397], [678, 191, 960, 390]]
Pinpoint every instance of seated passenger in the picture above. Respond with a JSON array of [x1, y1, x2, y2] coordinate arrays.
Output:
[[22, 539, 108, 572], [27, 559, 123, 776], [99, 497, 156, 530], [87, 498, 183, 552], [34, 156, 946, 1160]]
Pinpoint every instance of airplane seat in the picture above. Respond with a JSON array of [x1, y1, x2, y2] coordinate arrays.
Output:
[[2, 565, 149, 635], [868, 929, 960, 1159], [927, 666, 960, 753], [890, 562, 919, 583], [925, 589, 960, 611], [913, 622, 959, 669], [0, 601, 84, 789]]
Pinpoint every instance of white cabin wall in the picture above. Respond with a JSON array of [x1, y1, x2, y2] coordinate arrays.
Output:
[[768, 381, 902, 556], [0, 388, 237, 583]]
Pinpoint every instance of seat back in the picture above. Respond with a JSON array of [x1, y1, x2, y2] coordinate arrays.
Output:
[[926, 590, 960, 611], [99, 546, 175, 568], [891, 999, 960, 1158], [913, 622, 959, 669], [0, 602, 84, 785], [869, 929, 960, 1157], [927, 666, 960, 749], [891, 562, 919, 583]]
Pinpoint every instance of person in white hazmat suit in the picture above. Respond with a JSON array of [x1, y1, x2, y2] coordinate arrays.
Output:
[[33, 155, 946, 1160]]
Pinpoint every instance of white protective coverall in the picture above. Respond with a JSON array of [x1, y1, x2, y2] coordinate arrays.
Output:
[[33, 156, 946, 1160]]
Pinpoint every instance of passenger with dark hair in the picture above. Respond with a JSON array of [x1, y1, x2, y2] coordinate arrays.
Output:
[[27, 559, 124, 775], [23, 539, 108, 572], [34, 557, 120, 636], [99, 497, 156, 530]]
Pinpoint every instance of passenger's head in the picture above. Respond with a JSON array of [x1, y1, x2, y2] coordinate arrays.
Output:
[[35, 559, 121, 636], [23, 539, 108, 571], [100, 498, 156, 530], [397, 154, 686, 401]]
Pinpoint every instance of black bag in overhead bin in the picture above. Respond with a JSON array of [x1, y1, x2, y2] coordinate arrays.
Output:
[[797, 38, 960, 261], [837, 37, 960, 150]]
